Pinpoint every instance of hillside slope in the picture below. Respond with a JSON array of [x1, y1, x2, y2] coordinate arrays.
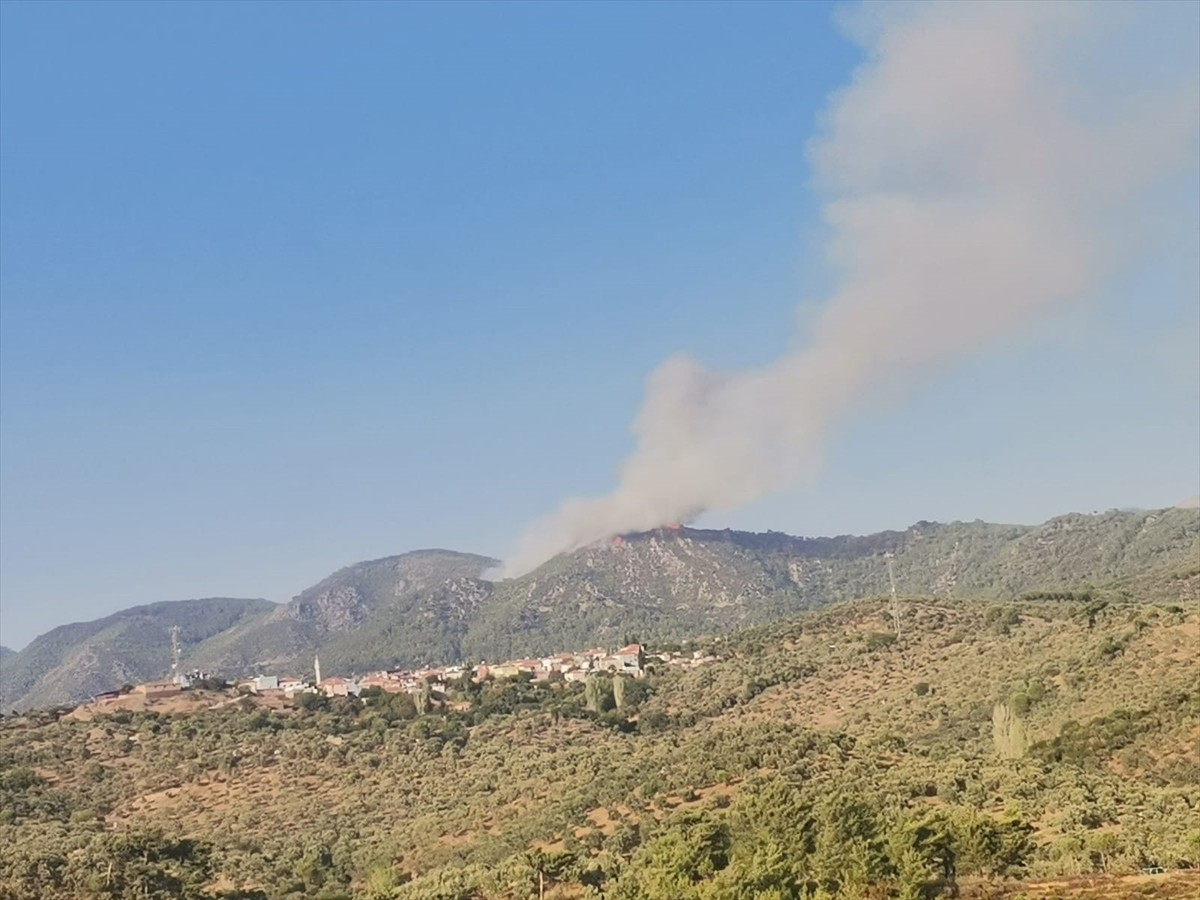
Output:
[[464, 507, 1199, 659], [5, 508, 1197, 710], [272, 507, 1200, 675], [1, 594, 1197, 899], [0, 598, 274, 712], [183, 549, 498, 678]]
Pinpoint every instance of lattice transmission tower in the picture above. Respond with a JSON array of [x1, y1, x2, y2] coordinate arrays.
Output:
[[885, 552, 901, 639]]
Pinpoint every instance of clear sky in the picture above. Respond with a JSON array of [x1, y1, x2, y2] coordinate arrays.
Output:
[[2, 1, 1197, 649]]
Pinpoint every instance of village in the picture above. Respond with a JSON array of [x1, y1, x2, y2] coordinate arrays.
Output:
[[97, 639, 721, 706]]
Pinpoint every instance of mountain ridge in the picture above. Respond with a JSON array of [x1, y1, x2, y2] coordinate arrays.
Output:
[[2, 507, 1196, 711]]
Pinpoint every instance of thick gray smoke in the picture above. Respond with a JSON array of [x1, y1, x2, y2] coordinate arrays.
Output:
[[501, 0, 1199, 578]]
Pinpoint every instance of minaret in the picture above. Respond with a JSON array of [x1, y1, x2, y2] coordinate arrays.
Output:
[[314, 654, 322, 686]]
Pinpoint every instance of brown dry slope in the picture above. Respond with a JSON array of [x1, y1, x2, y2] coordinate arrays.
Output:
[[1, 595, 1197, 898]]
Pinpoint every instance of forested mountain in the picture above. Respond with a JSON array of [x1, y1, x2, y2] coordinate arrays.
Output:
[[456, 507, 1198, 664], [2, 594, 1198, 898], [3, 507, 1197, 711], [184, 550, 499, 679], [0, 599, 274, 714]]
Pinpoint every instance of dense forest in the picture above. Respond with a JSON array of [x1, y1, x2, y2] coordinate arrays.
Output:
[[2, 591, 1198, 898]]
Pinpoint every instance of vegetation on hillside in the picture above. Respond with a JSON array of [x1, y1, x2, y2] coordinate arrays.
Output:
[[0, 598, 274, 714], [190, 506, 1200, 690], [2, 593, 1197, 899], [4, 508, 1196, 712]]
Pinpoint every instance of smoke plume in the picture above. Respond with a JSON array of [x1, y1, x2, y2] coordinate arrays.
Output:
[[501, 1, 1199, 578]]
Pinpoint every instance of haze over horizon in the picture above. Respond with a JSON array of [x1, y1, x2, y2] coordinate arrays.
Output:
[[2, 1, 1197, 649]]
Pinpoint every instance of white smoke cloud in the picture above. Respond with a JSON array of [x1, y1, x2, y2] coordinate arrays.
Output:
[[500, 0, 1200, 578]]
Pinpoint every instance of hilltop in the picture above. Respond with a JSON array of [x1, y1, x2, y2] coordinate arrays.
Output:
[[1, 593, 1197, 898], [2, 507, 1196, 711]]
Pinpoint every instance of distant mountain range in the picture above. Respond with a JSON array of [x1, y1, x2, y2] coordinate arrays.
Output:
[[2, 507, 1196, 712]]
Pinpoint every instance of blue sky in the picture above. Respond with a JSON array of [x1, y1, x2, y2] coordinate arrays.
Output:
[[2, 1, 1196, 648]]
